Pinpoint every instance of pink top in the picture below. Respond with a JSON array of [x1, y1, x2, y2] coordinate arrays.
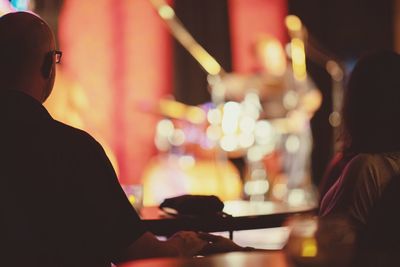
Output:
[[320, 152, 400, 226]]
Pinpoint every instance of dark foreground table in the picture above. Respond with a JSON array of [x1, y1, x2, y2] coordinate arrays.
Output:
[[140, 200, 316, 237], [117, 251, 291, 267]]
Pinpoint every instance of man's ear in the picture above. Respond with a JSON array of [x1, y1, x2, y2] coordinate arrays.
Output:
[[41, 52, 53, 78]]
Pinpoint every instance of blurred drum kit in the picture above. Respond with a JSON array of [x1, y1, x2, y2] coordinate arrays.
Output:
[[142, 0, 343, 206]]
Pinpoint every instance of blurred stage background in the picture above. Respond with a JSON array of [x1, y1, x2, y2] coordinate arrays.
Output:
[[1, 0, 397, 205]]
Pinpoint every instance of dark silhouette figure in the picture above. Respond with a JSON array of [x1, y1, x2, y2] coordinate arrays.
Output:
[[318, 51, 400, 265], [0, 11, 246, 267], [320, 50, 400, 200]]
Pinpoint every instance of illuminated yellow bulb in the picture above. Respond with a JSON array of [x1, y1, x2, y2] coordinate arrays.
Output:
[[158, 5, 175, 19], [291, 38, 307, 81], [285, 15, 302, 32], [291, 39, 306, 62], [301, 238, 318, 257]]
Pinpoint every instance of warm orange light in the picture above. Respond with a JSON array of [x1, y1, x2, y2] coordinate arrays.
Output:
[[142, 155, 242, 205], [256, 35, 287, 77]]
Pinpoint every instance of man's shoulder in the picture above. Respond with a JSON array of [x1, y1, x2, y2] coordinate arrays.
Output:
[[49, 119, 100, 149]]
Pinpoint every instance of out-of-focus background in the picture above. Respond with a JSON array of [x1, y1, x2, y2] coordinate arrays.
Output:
[[1, 0, 397, 207]]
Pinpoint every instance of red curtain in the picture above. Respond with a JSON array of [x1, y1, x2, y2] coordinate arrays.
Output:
[[58, 0, 171, 184], [228, 0, 287, 73]]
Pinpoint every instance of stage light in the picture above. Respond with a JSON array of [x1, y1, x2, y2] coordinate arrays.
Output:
[[285, 15, 302, 32], [247, 146, 264, 162], [222, 101, 241, 134], [285, 135, 300, 153], [220, 135, 238, 152], [256, 36, 287, 77], [206, 125, 222, 141], [239, 133, 255, 148], [291, 38, 307, 81], [156, 119, 174, 137], [168, 129, 185, 146], [244, 180, 269, 195], [239, 116, 256, 134], [207, 108, 222, 125], [288, 188, 306, 206], [254, 120, 273, 145]]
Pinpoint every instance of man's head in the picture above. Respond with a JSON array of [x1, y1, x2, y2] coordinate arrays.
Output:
[[0, 12, 56, 102]]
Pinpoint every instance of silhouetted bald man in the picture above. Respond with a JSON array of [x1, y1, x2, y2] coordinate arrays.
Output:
[[0, 11, 221, 267], [0, 12, 55, 101]]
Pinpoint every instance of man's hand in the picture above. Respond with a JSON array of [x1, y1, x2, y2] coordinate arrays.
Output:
[[166, 231, 208, 257], [198, 232, 253, 255]]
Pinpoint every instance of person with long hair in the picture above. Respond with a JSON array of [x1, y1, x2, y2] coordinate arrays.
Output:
[[319, 51, 400, 256]]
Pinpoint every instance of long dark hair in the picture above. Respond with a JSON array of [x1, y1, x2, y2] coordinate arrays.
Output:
[[342, 50, 400, 153]]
